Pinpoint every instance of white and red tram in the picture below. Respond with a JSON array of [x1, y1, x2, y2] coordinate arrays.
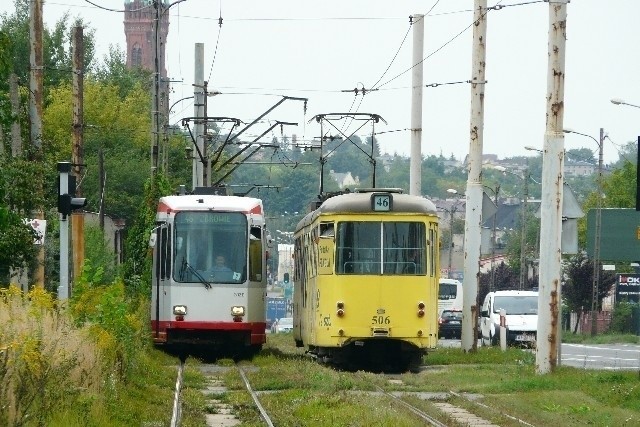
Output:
[[150, 193, 268, 355]]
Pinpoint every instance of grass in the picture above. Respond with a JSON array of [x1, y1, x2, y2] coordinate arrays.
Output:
[[180, 332, 640, 426], [4, 285, 639, 426], [0, 285, 194, 426]]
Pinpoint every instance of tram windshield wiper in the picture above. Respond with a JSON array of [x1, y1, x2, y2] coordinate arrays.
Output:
[[180, 257, 211, 289]]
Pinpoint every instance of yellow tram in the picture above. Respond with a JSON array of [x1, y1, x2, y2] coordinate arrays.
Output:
[[292, 188, 439, 372]]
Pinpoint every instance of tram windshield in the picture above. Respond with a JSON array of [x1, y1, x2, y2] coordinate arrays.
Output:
[[173, 212, 248, 284], [335, 221, 426, 275]]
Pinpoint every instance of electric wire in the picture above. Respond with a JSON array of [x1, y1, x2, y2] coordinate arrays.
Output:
[[372, 0, 546, 90], [373, 2, 497, 90], [81, 0, 151, 13], [207, 2, 224, 82], [604, 135, 636, 165]]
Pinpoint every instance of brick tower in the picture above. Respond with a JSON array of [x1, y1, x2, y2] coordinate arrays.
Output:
[[123, 0, 169, 79]]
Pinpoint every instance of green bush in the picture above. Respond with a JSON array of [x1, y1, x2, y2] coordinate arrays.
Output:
[[609, 301, 638, 334], [70, 261, 147, 380]]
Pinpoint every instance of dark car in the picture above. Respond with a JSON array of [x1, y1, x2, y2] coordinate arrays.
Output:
[[438, 309, 462, 339]]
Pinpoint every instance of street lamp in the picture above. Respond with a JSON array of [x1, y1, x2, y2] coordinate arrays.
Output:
[[611, 98, 640, 109], [563, 128, 604, 336], [483, 184, 500, 292], [495, 165, 530, 290], [445, 189, 463, 279]]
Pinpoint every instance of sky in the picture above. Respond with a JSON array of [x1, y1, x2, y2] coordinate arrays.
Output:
[[3, 0, 640, 165]]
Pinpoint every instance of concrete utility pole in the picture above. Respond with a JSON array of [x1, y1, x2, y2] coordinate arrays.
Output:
[[72, 26, 85, 287], [591, 127, 604, 335], [519, 164, 529, 290], [536, 1, 568, 375], [409, 14, 424, 197], [461, 0, 487, 353], [58, 163, 71, 300], [489, 184, 500, 292], [30, 0, 45, 287], [193, 43, 205, 189]]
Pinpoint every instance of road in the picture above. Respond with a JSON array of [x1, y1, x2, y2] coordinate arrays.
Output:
[[561, 343, 640, 370], [438, 339, 640, 370]]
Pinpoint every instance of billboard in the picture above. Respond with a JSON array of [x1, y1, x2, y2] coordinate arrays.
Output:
[[586, 209, 640, 262], [616, 274, 640, 304]]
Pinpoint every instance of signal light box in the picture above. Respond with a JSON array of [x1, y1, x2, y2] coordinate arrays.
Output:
[[586, 209, 640, 262]]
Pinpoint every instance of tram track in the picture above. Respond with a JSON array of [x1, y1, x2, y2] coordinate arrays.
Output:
[[371, 383, 450, 427], [171, 356, 533, 426], [236, 364, 275, 427], [172, 358, 275, 427]]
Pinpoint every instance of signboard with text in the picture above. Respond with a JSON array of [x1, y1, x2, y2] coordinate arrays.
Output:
[[616, 274, 640, 304]]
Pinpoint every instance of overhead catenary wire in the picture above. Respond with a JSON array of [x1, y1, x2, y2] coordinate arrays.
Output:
[[81, 0, 151, 13], [367, 0, 442, 89], [372, 0, 546, 91], [207, 3, 224, 82]]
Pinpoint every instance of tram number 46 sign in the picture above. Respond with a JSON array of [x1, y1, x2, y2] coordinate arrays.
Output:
[[371, 194, 392, 212]]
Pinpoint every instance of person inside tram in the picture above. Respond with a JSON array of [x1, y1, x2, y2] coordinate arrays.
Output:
[[212, 254, 231, 272]]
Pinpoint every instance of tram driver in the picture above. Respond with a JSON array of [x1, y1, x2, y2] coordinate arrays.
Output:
[[201, 254, 234, 282]]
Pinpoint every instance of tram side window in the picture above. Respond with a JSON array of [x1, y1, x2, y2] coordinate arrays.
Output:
[[336, 222, 381, 274], [336, 221, 426, 275], [429, 227, 437, 276], [249, 226, 263, 282], [382, 222, 426, 275], [160, 226, 171, 279]]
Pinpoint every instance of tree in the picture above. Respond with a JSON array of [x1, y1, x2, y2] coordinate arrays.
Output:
[[43, 80, 151, 224], [478, 262, 519, 305], [0, 163, 37, 282], [566, 147, 595, 164], [0, 0, 97, 94], [563, 251, 616, 333]]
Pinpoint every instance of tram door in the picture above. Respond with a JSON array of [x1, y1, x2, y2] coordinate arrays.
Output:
[[152, 224, 172, 333]]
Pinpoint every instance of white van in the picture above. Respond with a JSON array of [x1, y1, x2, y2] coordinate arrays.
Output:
[[480, 290, 538, 346], [438, 278, 463, 316]]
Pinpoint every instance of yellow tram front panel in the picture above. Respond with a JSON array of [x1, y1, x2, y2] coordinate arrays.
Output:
[[310, 274, 438, 348]]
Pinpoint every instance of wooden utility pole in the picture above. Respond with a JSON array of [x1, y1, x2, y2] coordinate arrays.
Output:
[[72, 26, 85, 287], [99, 148, 105, 230], [10, 74, 22, 156], [29, 0, 45, 287]]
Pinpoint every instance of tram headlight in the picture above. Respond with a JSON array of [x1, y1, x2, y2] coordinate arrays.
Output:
[[231, 306, 245, 317], [173, 305, 187, 316]]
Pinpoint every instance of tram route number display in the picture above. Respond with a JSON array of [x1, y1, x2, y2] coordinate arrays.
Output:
[[177, 212, 241, 224], [371, 194, 392, 212]]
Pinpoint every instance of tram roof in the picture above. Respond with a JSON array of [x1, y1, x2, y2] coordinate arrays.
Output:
[[296, 190, 437, 229], [157, 194, 263, 215]]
